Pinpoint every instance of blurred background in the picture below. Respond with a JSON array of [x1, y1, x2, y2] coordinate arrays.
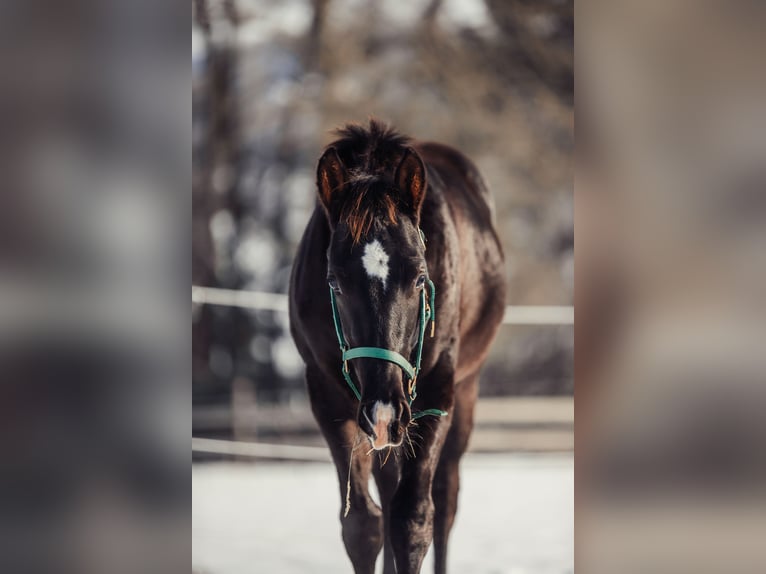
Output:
[[192, 0, 574, 440], [577, 1, 766, 573], [192, 1, 573, 573], [5, 1, 764, 573]]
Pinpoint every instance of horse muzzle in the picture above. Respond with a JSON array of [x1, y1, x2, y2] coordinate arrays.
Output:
[[359, 399, 410, 450]]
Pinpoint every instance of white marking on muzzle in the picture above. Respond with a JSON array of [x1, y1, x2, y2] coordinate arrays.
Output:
[[362, 239, 389, 288], [370, 401, 395, 450]]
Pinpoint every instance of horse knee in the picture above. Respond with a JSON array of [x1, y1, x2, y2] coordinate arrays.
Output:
[[341, 502, 384, 568], [433, 464, 460, 516], [390, 498, 435, 572]]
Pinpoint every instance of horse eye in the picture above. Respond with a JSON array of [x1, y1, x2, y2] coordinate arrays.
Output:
[[328, 277, 341, 293], [415, 275, 426, 290]]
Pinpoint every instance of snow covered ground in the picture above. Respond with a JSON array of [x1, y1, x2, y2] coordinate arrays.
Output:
[[193, 454, 573, 574]]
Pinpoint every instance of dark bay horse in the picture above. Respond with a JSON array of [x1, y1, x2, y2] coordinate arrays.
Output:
[[289, 120, 506, 574]]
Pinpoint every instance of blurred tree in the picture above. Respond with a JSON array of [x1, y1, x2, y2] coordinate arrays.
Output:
[[485, 0, 573, 104], [192, 0, 243, 430]]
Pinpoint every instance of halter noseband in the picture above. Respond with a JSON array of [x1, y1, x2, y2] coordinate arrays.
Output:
[[328, 230, 447, 420]]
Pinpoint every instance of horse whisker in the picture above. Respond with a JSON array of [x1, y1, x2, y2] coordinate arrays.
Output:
[[405, 430, 417, 459], [382, 446, 393, 467], [407, 430, 424, 443]]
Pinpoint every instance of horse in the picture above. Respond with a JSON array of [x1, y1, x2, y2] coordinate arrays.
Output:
[[289, 119, 506, 574]]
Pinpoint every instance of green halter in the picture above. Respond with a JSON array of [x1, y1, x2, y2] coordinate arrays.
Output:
[[328, 233, 447, 421]]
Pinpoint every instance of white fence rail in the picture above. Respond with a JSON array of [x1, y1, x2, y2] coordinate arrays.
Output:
[[192, 286, 573, 325], [192, 437, 331, 461]]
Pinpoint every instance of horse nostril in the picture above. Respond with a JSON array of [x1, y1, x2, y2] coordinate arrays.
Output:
[[398, 399, 411, 426], [388, 420, 403, 443]]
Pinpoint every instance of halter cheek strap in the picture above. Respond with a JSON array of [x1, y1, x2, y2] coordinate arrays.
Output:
[[328, 231, 446, 420]]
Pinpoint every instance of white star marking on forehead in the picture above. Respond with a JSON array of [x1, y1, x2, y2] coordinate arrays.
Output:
[[362, 239, 389, 288]]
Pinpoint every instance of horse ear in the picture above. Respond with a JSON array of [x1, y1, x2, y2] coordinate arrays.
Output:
[[317, 147, 346, 220], [395, 148, 426, 218]]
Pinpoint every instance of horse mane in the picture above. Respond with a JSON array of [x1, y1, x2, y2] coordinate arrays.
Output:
[[328, 119, 412, 243]]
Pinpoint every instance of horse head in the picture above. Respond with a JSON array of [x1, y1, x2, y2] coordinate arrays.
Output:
[[316, 123, 429, 450]]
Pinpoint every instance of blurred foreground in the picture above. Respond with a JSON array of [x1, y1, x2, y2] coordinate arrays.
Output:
[[193, 455, 573, 574]]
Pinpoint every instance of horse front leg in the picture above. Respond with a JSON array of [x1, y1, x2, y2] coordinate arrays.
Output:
[[372, 452, 401, 574], [389, 370, 453, 574], [321, 418, 384, 574], [308, 371, 383, 574], [432, 372, 479, 574]]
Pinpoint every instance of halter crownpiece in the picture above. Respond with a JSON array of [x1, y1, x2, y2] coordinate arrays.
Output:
[[329, 229, 447, 420]]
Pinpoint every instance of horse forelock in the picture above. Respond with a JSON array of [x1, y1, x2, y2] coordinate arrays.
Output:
[[331, 118, 411, 175], [329, 119, 411, 244], [340, 181, 398, 244]]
